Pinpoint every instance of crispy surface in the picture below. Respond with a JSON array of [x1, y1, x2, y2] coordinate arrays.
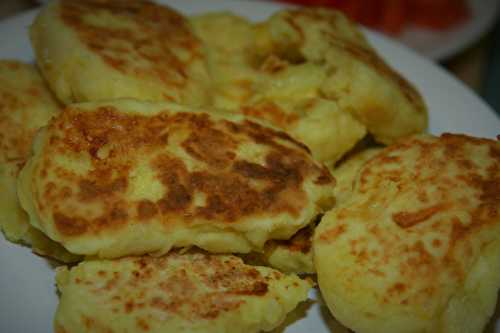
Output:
[[331, 147, 382, 205], [253, 8, 427, 145], [55, 252, 312, 333], [18, 99, 334, 258], [31, 0, 210, 105], [0, 60, 79, 263], [314, 134, 500, 333], [245, 148, 383, 275], [191, 12, 366, 167], [31, 3, 424, 164], [1, 161, 80, 263]]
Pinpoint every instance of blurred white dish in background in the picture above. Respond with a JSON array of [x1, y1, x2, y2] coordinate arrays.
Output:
[[398, 0, 500, 60]]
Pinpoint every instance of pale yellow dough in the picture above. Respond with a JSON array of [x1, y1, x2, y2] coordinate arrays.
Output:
[[0, 60, 79, 263], [55, 252, 312, 333], [256, 8, 428, 144], [31, 0, 211, 106], [315, 134, 500, 333], [192, 12, 367, 167]]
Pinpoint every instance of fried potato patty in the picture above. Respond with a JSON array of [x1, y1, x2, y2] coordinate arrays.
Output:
[[314, 134, 500, 333], [256, 8, 428, 145], [18, 99, 335, 258], [55, 252, 312, 333], [31, 0, 211, 106], [191, 12, 366, 167], [0, 60, 79, 263]]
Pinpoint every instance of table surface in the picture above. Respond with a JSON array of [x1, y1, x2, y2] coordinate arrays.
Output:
[[1, 0, 498, 114]]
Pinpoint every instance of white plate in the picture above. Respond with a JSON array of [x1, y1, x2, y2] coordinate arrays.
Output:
[[398, 0, 500, 60], [0, 1, 499, 333]]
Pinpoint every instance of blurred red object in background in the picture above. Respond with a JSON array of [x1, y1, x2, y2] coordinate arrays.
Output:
[[276, 0, 470, 35], [408, 0, 470, 30]]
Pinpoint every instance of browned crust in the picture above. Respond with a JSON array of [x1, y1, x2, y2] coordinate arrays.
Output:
[[68, 253, 282, 322], [59, 0, 204, 95], [37, 105, 332, 237], [318, 133, 500, 304]]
